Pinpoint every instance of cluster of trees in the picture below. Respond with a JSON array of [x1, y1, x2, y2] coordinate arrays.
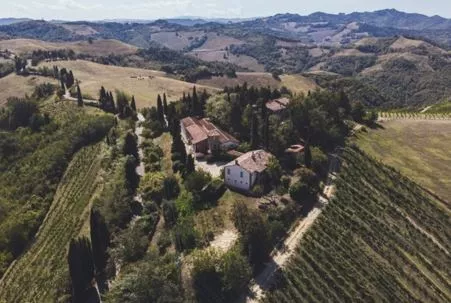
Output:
[[0, 100, 113, 276], [30, 49, 76, 66], [323, 55, 377, 76], [0, 92, 52, 131], [191, 248, 251, 303], [98, 87, 137, 117], [0, 61, 14, 78], [229, 37, 322, 73], [205, 84, 285, 148]]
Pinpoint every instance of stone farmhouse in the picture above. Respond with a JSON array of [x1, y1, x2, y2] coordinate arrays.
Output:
[[223, 149, 274, 191], [180, 117, 239, 157]]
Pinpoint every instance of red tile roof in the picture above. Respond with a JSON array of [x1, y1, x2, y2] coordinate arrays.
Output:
[[266, 97, 291, 112], [226, 150, 273, 173], [181, 117, 239, 145], [285, 144, 305, 153]]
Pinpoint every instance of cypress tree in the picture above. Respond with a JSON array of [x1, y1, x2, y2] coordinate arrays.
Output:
[[60, 78, 65, 92], [163, 93, 168, 115], [68, 237, 96, 303], [185, 154, 195, 176], [304, 143, 312, 168], [66, 70, 75, 88], [99, 86, 107, 109], [77, 85, 83, 107], [200, 89, 208, 116], [90, 209, 109, 282], [130, 95, 137, 112], [123, 131, 139, 159], [250, 109, 259, 149], [186, 94, 193, 115], [192, 86, 199, 116]]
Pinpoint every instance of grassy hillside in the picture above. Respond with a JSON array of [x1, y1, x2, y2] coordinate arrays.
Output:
[[0, 38, 138, 56], [39, 60, 219, 107], [0, 99, 113, 279], [265, 146, 451, 303], [355, 119, 451, 199], [0, 143, 106, 302], [0, 74, 57, 106], [197, 72, 318, 94]]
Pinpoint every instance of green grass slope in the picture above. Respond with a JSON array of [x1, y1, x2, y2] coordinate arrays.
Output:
[[265, 147, 450, 303]]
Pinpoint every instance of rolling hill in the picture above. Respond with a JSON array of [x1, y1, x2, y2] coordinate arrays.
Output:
[[0, 38, 138, 56], [39, 59, 220, 107], [265, 146, 451, 303]]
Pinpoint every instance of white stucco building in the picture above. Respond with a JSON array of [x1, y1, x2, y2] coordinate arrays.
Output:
[[224, 150, 273, 191]]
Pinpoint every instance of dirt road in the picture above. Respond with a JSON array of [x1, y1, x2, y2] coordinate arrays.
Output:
[[245, 151, 341, 303]]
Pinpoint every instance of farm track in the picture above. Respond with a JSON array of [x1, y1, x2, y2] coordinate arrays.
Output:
[[0, 143, 105, 303], [264, 147, 451, 303], [245, 151, 341, 302]]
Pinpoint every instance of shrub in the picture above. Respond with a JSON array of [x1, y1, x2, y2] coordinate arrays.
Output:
[[289, 181, 309, 202], [251, 184, 264, 197]]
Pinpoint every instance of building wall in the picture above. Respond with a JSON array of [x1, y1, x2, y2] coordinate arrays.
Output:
[[193, 140, 209, 154], [180, 122, 190, 144], [220, 141, 239, 151], [224, 164, 254, 191]]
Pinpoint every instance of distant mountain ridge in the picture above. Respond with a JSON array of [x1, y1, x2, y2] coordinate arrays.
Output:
[[263, 9, 451, 30]]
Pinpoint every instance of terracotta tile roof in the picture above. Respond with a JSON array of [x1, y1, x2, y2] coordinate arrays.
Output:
[[226, 150, 274, 173], [285, 144, 305, 153], [181, 117, 239, 145], [266, 97, 291, 112]]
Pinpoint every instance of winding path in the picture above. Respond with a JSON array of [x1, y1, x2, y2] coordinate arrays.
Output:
[[245, 151, 341, 303]]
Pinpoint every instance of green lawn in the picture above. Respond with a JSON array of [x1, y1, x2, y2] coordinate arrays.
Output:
[[355, 119, 451, 200]]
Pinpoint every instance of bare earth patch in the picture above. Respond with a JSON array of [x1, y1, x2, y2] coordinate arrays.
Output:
[[210, 229, 238, 252]]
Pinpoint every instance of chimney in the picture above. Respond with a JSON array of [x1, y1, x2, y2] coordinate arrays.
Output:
[[251, 152, 256, 161], [235, 160, 239, 165]]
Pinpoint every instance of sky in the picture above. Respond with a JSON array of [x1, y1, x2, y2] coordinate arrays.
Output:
[[3, 0, 451, 21]]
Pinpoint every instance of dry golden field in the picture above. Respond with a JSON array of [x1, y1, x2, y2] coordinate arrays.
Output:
[[39, 59, 220, 108], [0, 38, 138, 56], [0, 74, 57, 106]]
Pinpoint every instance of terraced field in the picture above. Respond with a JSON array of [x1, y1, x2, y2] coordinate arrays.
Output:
[[0, 143, 106, 303], [264, 147, 450, 303]]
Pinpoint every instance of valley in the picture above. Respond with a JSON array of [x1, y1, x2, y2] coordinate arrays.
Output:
[[0, 6, 450, 303]]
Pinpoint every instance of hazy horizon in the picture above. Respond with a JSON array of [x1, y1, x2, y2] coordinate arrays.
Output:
[[2, 0, 451, 21]]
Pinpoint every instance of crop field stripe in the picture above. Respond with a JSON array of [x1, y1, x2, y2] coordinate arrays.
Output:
[[264, 147, 450, 303], [0, 143, 105, 303]]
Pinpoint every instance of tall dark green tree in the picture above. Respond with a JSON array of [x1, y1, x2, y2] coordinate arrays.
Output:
[[66, 70, 75, 88], [163, 93, 168, 116], [60, 78, 65, 92], [90, 208, 109, 289], [123, 131, 139, 159], [68, 237, 97, 303], [304, 143, 312, 169], [99, 86, 107, 109], [250, 109, 259, 149], [130, 96, 137, 112], [157, 94, 164, 123], [185, 154, 195, 176], [77, 85, 83, 107], [192, 86, 199, 116]]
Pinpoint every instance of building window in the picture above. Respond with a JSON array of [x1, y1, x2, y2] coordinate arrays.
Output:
[[240, 171, 243, 178], [227, 168, 231, 175]]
